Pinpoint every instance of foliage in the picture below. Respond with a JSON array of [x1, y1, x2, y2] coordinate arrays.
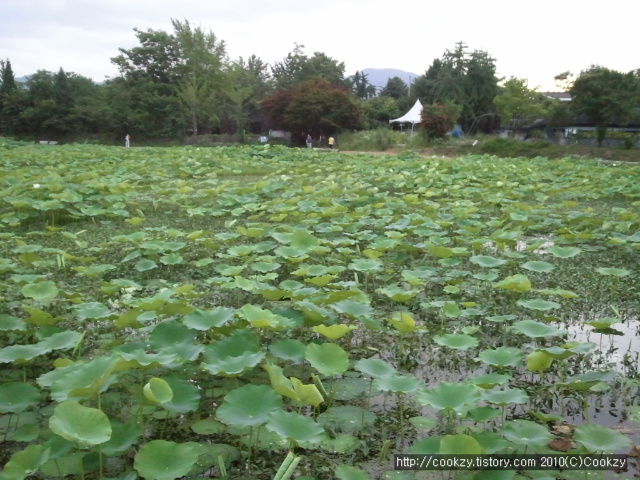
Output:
[[415, 42, 500, 133], [262, 80, 361, 136], [360, 96, 400, 129], [420, 101, 461, 139], [494, 77, 546, 128], [379, 76, 408, 99], [0, 142, 639, 478], [570, 65, 640, 146], [271, 44, 345, 91]]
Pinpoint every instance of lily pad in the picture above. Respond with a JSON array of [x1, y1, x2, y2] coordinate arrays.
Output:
[[49, 401, 112, 446], [134, 440, 199, 480], [266, 409, 325, 445], [305, 343, 349, 376], [216, 384, 281, 428]]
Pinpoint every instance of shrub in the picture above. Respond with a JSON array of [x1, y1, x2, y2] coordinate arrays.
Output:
[[420, 102, 462, 139]]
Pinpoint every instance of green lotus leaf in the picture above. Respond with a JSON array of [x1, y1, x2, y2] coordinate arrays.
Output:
[[10, 424, 41, 442], [0, 314, 27, 331], [596, 267, 631, 277], [434, 333, 479, 351], [469, 255, 507, 268], [39, 330, 83, 351], [325, 376, 380, 401], [467, 372, 512, 389], [526, 350, 554, 372], [143, 378, 173, 404], [472, 430, 511, 454], [385, 311, 417, 333], [353, 358, 397, 378], [159, 253, 183, 265], [0, 444, 50, 480], [21, 281, 58, 303], [585, 317, 620, 330], [415, 382, 481, 414], [201, 350, 264, 377], [511, 319, 567, 338], [377, 285, 419, 302], [500, 420, 554, 448], [289, 229, 320, 250], [516, 298, 561, 311], [161, 375, 201, 413], [0, 382, 41, 414], [536, 288, 578, 298], [348, 258, 382, 273], [476, 347, 523, 367], [0, 344, 47, 364], [494, 274, 531, 292], [558, 371, 615, 391], [291, 377, 324, 407], [408, 416, 437, 430], [49, 401, 112, 446], [330, 300, 376, 319], [74, 302, 112, 321], [216, 384, 281, 428], [265, 409, 325, 445], [373, 374, 423, 394], [134, 259, 157, 272], [269, 338, 307, 362], [182, 307, 235, 330], [101, 421, 142, 456], [263, 364, 299, 401], [313, 324, 357, 340], [545, 245, 582, 258], [485, 314, 517, 323], [335, 465, 373, 480], [439, 434, 483, 455], [409, 436, 442, 455], [305, 343, 349, 376], [465, 407, 502, 423], [190, 418, 224, 435], [134, 440, 199, 480], [238, 304, 294, 330], [482, 388, 529, 406], [521, 260, 555, 273], [574, 424, 632, 453]]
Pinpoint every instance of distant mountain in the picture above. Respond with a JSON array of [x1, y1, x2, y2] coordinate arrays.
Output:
[[357, 68, 421, 90]]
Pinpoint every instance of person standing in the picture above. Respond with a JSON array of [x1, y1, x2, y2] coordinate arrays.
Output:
[[306, 134, 312, 149], [125, 134, 130, 148], [328, 136, 335, 150]]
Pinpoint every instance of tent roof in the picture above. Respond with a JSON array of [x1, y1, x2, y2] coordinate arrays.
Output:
[[389, 99, 423, 124]]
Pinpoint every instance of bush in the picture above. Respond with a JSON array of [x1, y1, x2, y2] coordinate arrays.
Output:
[[339, 128, 402, 151], [420, 102, 462, 139]]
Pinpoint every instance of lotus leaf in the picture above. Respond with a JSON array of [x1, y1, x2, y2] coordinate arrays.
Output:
[[21, 281, 58, 303], [387, 312, 418, 333], [49, 401, 112, 445], [494, 274, 531, 292], [516, 299, 561, 312], [0, 444, 50, 480], [476, 347, 523, 367], [266, 409, 325, 445], [596, 267, 631, 277], [521, 260, 555, 273], [134, 440, 199, 480], [335, 465, 372, 480], [305, 343, 349, 376], [434, 333, 479, 350], [467, 372, 512, 389], [416, 382, 481, 414], [216, 384, 281, 428], [101, 421, 142, 456], [574, 424, 632, 453], [470, 255, 507, 268], [526, 351, 554, 372], [511, 319, 566, 338], [182, 307, 235, 330], [0, 382, 41, 414], [268, 337, 306, 362], [440, 434, 483, 454], [545, 245, 582, 258], [143, 378, 173, 404], [353, 358, 397, 378], [313, 324, 357, 340], [482, 387, 529, 406], [500, 420, 554, 448]]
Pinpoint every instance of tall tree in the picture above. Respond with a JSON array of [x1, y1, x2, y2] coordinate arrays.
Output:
[[379, 76, 408, 99], [263, 80, 360, 138], [0, 59, 19, 134], [413, 43, 499, 132], [271, 43, 307, 91], [350, 71, 376, 100], [494, 77, 545, 128], [271, 45, 346, 90], [570, 65, 640, 146]]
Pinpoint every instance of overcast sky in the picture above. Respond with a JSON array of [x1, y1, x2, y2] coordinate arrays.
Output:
[[1, 0, 638, 92]]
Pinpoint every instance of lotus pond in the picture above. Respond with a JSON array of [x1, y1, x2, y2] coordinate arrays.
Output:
[[1, 142, 640, 480]]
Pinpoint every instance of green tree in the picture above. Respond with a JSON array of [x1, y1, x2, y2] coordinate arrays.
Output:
[[414, 43, 499, 132], [271, 43, 308, 91], [379, 76, 408, 99], [361, 96, 399, 129], [263, 80, 360, 138], [494, 77, 546, 128], [350, 71, 377, 100], [0, 59, 19, 134], [570, 66, 640, 146], [272, 45, 346, 90], [420, 101, 462, 139]]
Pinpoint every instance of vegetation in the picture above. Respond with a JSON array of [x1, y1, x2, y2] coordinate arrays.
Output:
[[1, 142, 639, 479]]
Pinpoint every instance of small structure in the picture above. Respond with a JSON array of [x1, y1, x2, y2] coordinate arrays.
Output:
[[389, 99, 423, 134]]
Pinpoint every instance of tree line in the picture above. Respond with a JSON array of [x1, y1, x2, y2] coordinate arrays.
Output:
[[1, 20, 639, 145]]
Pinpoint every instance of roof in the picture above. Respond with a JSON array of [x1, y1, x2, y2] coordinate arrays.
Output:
[[389, 99, 423, 124], [542, 92, 572, 101]]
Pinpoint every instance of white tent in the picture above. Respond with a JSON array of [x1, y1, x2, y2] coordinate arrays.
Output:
[[389, 99, 423, 133]]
